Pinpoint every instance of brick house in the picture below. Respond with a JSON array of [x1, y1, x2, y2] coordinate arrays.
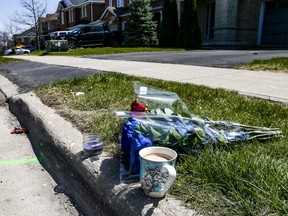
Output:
[[187, 0, 288, 47], [40, 0, 287, 47], [57, 0, 106, 30], [95, 0, 163, 32], [14, 28, 36, 46], [93, 0, 129, 31], [61, 0, 288, 47], [39, 13, 60, 35]]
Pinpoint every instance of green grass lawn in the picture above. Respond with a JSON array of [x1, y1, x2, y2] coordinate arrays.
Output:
[[0, 56, 23, 64], [237, 57, 288, 73], [35, 72, 288, 216], [32, 47, 183, 56]]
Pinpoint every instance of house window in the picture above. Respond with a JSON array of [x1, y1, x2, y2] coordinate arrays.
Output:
[[82, 5, 87, 18], [69, 9, 74, 23], [48, 22, 50, 30], [110, 24, 118, 31], [122, 21, 126, 30], [61, 11, 65, 25], [117, 0, 124, 7]]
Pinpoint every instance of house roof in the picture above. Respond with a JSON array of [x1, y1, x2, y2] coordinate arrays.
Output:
[[40, 13, 58, 22], [14, 27, 36, 37], [59, 0, 103, 9], [59, 0, 82, 8], [100, 6, 116, 20], [98, 0, 162, 22], [70, 0, 83, 5], [99, 6, 128, 21]]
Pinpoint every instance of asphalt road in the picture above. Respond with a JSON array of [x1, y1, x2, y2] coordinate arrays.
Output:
[[0, 61, 101, 93], [84, 49, 288, 68], [0, 93, 79, 216]]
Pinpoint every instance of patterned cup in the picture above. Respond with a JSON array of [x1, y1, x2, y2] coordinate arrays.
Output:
[[139, 146, 177, 198]]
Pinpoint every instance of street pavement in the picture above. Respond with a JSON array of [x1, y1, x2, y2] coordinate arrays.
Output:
[[6, 55, 288, 104], [0, 91, 79, 216]]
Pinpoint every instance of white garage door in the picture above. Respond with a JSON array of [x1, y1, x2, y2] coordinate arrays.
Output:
[[262, 0, 288, 45]]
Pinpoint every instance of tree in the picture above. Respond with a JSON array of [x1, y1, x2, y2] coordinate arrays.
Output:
[[10, 0, 47, 50], [177, 0, 202, 49], [1, 22, 21, 49], [158, 0, 178, 47], [124, 0, 158, 47], [0, 30, 13, 50]]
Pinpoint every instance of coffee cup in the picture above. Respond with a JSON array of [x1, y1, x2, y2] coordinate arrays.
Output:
[[139, 146, 177, 198]]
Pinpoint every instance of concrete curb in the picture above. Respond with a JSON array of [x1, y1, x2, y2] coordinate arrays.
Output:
[[4, 84, 196, 215], [0, 75, 19, 99]]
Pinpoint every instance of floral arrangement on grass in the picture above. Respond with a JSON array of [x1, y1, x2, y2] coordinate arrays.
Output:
[[117, 82, 282, 175]]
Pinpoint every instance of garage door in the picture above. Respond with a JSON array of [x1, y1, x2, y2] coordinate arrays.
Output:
[[262, 0, 288, 45]]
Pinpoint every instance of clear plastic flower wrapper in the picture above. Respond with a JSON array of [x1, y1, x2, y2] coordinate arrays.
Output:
[[114, 82, 282, 181]]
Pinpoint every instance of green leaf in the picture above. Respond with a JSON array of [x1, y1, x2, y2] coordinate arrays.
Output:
[[195, 128, 204, 140], [149, 126, 162, 137], [163, 135, 170, 142], [170, 127, 182, 140], [164, 108, 174, 115], [192, 137, 198, 145], [216, 134, 227, 143], [156, 108, 165, 115], [140, 124, 148, 134], [155, 125, 166, 135]]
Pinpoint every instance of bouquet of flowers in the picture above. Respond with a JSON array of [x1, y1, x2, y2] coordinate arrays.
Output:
[[115, 82, 282, 175]]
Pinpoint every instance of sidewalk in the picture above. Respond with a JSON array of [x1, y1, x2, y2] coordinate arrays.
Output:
[[1, 55, 287, 215], [7, 55, 288, 104]]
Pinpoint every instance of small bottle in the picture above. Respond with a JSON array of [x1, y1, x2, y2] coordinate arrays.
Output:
[[83, 134, 103, 156]]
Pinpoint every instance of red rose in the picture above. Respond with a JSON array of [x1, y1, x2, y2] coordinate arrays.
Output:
[[131, 100, 147, 112]]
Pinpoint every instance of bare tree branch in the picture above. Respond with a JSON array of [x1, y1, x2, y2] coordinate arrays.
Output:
[[9, 0, 47, 49], [0, 21, 22, 49]]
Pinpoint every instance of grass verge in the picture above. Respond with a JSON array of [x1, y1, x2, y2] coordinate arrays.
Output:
[[31, 47, 183, 56], [237, 57, 288, 73], [35, 72, 288, 215], [0, 56, 24, 64]]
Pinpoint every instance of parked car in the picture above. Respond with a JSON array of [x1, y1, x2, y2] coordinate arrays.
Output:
[[55, 24, 117, 49], [4, 47, 31, 55], [50, 31, 71, 40], [20, 45, 37, 52]]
